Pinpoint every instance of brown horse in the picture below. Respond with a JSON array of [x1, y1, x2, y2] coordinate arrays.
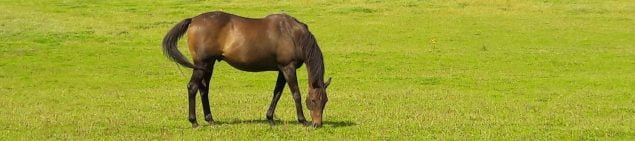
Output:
[[162, 11, 331, 128]]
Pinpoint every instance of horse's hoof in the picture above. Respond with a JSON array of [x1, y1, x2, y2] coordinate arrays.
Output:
[[311, 123, 323, 128], [204, 115, 214, 124], [191, 123, 200, 128], [300, 121, 311, 126], [206, 120, 216, 126]]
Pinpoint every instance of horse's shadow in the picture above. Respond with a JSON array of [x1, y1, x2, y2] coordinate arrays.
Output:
[[215, 119, 356, 128]]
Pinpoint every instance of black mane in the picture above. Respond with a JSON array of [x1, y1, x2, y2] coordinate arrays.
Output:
[[299, 31, 325, 88]]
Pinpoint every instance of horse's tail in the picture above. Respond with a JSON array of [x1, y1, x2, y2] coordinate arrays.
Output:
[[162, 18, 206, 70]]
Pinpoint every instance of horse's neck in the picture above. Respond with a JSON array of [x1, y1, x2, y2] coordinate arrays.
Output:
[[304, 46, 325, 88], [306, 63, 323, 88]]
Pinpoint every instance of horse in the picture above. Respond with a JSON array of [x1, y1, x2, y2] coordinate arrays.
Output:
[[162, 11, 331, 128]]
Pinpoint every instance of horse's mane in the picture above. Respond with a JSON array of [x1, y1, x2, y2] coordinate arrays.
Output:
[[299, 31, 325, 88], [280, 15, 324, 88]]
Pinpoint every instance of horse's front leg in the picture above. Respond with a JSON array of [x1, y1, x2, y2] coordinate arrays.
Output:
[[280, 63, 310, 126], [267, 71, 286, 125]]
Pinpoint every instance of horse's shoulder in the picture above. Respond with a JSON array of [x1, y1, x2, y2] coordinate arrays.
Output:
[[265, 13, 291, 20]]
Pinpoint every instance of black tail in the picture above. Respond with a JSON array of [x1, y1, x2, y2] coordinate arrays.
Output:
[[162, 18, 206, 70]]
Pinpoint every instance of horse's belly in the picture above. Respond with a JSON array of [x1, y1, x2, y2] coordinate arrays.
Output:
[[219, 40, 284, 72], [221, 55, 279, 72]]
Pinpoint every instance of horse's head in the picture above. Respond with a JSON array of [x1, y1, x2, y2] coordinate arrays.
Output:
[[306, 77, 331, 127]]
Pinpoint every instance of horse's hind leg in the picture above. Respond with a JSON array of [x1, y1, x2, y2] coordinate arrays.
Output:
[[266, 71, 286, 125], [199, 61, 216, 125], [279, 64, 310, 126], [187, 68, 206, 128]]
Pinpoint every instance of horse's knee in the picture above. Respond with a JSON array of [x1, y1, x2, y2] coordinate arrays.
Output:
[[200, 79, 208, 88], [187, 82, 198, 93]]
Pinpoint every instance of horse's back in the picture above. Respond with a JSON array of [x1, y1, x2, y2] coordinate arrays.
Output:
[[187, 12, 301, 71]]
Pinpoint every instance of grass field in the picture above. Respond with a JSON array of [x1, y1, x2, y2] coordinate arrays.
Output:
[[1, 0, 634, 140]]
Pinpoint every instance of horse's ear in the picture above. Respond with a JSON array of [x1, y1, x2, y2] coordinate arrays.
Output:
[[324, 77, 332, 88]]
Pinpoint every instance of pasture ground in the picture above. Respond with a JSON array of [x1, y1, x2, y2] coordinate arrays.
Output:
[[1, 0, 634, 140]]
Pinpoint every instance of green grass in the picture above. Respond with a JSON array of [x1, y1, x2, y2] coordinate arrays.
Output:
[[1, 0, 634, 140]]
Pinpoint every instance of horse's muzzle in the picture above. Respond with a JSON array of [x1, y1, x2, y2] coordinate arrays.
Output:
[[310, 110, 323, 127]]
